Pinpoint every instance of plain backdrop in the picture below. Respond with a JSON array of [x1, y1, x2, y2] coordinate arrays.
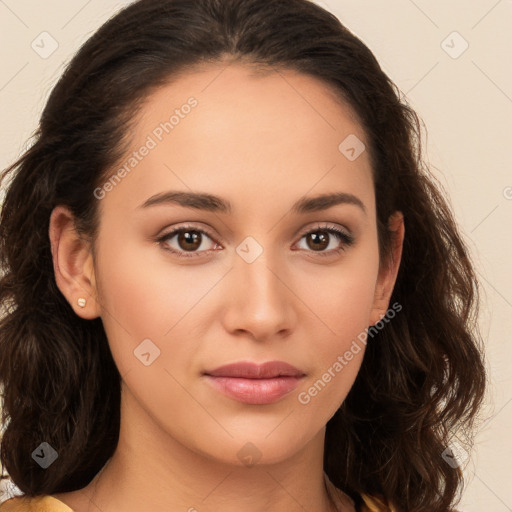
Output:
[[0, 1, 511, 510]]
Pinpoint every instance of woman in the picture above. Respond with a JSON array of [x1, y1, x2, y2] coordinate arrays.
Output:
[[0, 0, 486, 510]]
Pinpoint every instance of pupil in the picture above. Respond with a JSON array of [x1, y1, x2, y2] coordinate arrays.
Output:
[[179, 231, 201, 251], [309, 232, 328, 251]]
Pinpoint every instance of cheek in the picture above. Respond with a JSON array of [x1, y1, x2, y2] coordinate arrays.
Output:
[[89, 234, 155, 343], [93, 230, 228, 379], [95, 228, 214, 327], [295, 244, 380, 345], [292, 242, 379, 408]]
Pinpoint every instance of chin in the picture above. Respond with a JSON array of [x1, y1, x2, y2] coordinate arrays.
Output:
[[191, 428, 315, 469]]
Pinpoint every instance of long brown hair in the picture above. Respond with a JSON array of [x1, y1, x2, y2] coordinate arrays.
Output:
[[0, 1, 486, 510]]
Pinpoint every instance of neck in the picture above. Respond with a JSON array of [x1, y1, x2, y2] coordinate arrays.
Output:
[[59, 382, 354, 512]]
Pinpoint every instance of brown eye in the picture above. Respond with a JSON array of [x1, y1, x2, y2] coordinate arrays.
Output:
[[295, 225, 355, 257], [176, 230, 202, 251], [305, 231, 330, 251], [157, 225, 220, 258]]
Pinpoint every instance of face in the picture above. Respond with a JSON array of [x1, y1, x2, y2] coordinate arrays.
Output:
[[54, 62, 401, 467]]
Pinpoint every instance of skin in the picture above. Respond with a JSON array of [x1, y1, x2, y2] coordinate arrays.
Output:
[[49, 61, 404, 512]]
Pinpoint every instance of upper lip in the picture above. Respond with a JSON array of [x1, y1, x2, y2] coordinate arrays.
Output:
[[204, 360, 305, 379]]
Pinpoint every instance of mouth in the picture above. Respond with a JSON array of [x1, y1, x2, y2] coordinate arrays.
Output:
[[203, 360, 306, 405]]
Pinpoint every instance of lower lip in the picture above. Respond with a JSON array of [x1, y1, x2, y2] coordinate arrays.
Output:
[[204, 375, 303, 404]]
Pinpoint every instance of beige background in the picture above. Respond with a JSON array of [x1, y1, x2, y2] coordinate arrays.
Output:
[[0, 0, 511, 510]]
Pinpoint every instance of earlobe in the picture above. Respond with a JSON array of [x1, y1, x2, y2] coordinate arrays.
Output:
[[369, 211, 405, 326], [48, 206, 101, 320]]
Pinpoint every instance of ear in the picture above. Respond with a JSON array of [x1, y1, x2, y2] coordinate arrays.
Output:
[[48, 206, 101, 319], [369, 211, 404, 326]]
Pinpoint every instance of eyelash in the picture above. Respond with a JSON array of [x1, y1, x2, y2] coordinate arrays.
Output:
[[156, 223, 355, 259]]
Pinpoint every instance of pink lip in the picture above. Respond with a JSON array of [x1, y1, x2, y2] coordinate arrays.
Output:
[[203, 361, 306, 405]]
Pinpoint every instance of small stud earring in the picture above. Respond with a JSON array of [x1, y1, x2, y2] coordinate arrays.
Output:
[[77, 297, 87, 308]]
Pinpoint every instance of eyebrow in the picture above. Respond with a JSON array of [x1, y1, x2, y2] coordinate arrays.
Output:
[[139, 190, 366, 215]]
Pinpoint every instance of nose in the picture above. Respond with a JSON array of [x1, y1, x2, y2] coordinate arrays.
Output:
[[221, 247, 297, 342]]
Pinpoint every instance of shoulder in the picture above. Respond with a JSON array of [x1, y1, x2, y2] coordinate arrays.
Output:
[[360, 494, 464, 512], [0, 495, 74, 512], [360, 493, 397, 512]]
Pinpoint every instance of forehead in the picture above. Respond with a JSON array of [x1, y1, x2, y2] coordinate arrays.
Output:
[[99, 62, 375, 219], [137, 61, 364, 142]]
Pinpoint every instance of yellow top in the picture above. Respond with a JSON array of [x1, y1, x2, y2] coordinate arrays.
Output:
[[0, 496, 73, 512], [0, 493, 397, 511]]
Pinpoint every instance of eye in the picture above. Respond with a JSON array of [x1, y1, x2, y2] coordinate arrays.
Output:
[[157, 224, 220, 259], [156, 222, 355, 259], [294, 223, 355, 257]]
